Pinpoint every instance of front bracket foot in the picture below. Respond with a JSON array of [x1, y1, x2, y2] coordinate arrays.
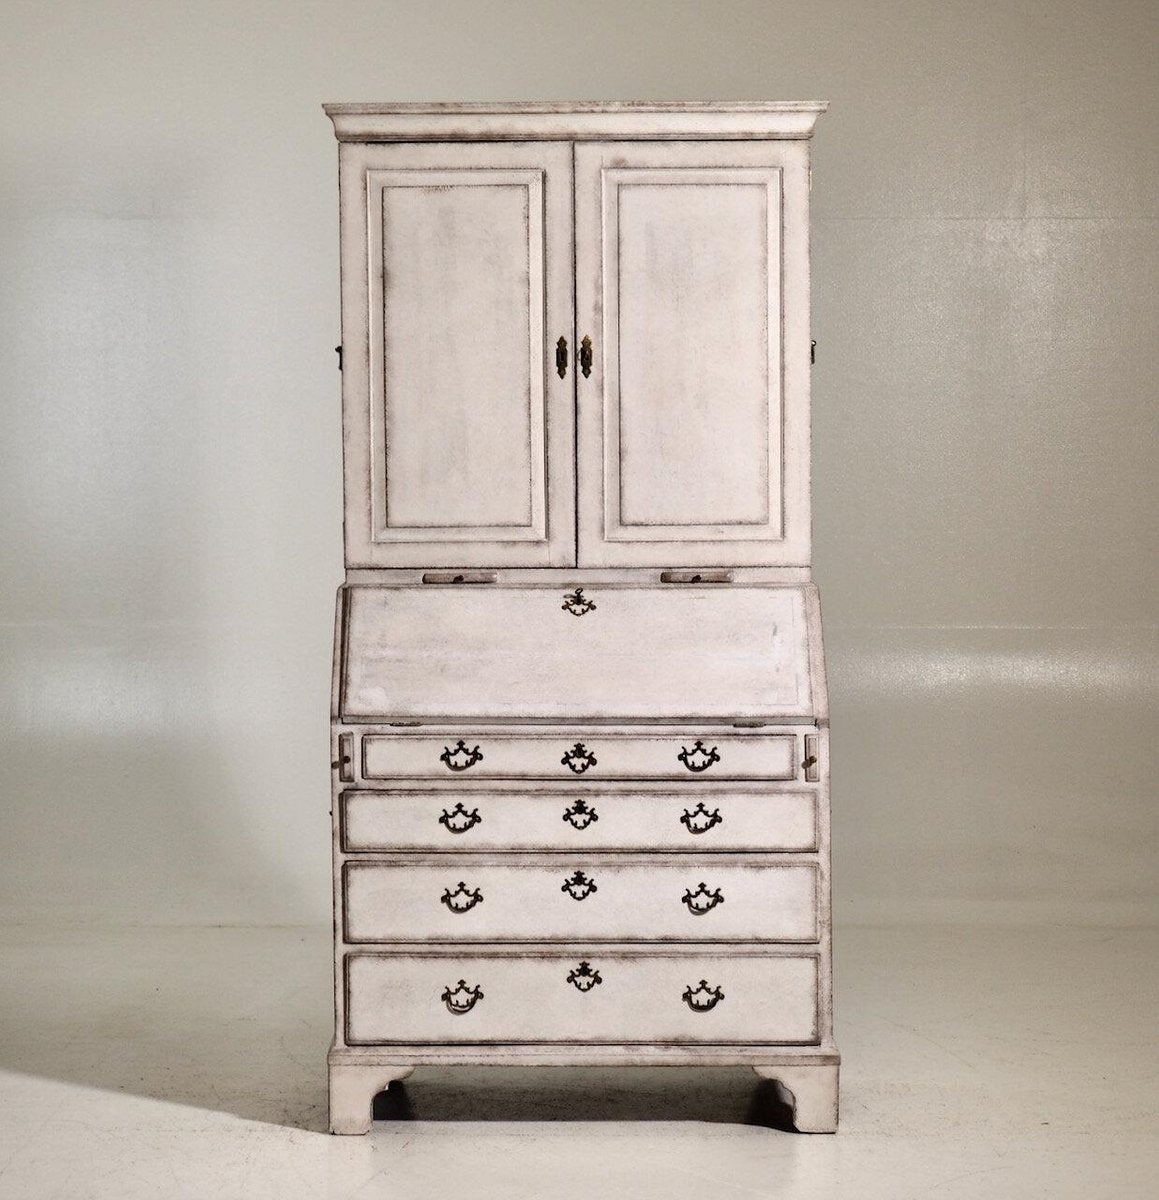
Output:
[[329, 1063, 414, 1134], [753, 1063, 839, 1132]]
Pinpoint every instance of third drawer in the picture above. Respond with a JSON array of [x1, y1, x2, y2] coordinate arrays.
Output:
[[342, 856, 820, 944], [341, 787, 818, 853]]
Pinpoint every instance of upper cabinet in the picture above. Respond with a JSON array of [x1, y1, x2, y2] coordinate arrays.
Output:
[[329, 105, 821, 570]]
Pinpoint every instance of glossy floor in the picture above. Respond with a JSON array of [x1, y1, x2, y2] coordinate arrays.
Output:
[[0, 925, 1154, 1199]]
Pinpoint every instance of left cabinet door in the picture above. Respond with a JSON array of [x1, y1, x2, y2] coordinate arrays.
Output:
[[339, 142, 575, 567]]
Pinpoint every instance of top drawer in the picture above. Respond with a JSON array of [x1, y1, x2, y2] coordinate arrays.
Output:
[[360, 730, 802, 782]]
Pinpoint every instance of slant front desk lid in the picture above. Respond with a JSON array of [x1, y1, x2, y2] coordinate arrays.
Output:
[[338, 584, 826, 724]]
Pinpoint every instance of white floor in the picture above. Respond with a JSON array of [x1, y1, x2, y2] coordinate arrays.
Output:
[[0, 925, 1154, 1200]]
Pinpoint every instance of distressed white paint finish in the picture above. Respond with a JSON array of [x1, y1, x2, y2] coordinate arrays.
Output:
[[575, 141, 812, 566], [329, 1064, 413, 1135], [373, 168, 541, 534], [324, 101, 828, 142], [342, 858, 819, 943], [344, 950, 820, 1045], [359, 729, 799, 781], [340, 583, 816, 721], [339, 141, 574, 567], [340, 787, 819, 853], [325, 103, 836, 1137], [753, 1063, 839, 1133]]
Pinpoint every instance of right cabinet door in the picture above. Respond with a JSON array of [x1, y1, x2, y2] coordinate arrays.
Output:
[[575, 141, 812, 567]]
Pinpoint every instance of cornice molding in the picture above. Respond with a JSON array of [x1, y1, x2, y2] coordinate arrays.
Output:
[[324, 100, 829, 142]]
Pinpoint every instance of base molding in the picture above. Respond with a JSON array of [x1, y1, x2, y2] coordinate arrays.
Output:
[[328, 1044, 839, 1134]]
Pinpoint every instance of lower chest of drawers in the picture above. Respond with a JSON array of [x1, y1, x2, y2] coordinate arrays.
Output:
[[334, 727, 828, 1057]]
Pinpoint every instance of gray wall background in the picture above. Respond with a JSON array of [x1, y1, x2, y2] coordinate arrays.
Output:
[[1, 0, 1154, 928]]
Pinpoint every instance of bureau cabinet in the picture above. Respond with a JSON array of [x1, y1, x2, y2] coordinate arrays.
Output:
[[324, 101, 837, 1135]]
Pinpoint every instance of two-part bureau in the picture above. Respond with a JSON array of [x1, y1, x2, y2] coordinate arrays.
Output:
[[323, 102, 837, 1132]]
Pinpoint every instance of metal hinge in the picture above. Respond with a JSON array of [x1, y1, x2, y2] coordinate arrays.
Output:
[[421, 571, 498, 584], [335, 345, 343, 371], [659, 570, 733, 584], [811, 339, 816, 365]]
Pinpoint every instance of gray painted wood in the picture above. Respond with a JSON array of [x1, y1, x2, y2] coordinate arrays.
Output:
[[340, 787, 820, 853], [324, 101, 837, 1137], [339, 141, 574, 568], [342, 857, 819, 943], [340, 583, 817, 721], [344, 949, 820, 1045], [575, 141, 812, 566]]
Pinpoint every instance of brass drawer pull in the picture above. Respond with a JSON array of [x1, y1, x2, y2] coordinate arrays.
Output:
[[566, 961, 603, 992], [441, 981, 483, 1014], [440, 740, 483, 771], [682, 981, 725, 1012], [562, 742, 598, 774], [682, 883, 725, 915], [579, 334, 593, 378], [680, 802, 723, 834], [561, 870, 597, 901], [677, 740, 720, 773], [562, 587, 596, 616], [439, 803, 482, 834], [556, 335, 568, 379], [441, 882, 483, 913], [562, 799, 599, 830]]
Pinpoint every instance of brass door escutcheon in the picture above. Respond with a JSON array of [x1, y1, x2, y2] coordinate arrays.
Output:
[[579, 335, 593, 377]]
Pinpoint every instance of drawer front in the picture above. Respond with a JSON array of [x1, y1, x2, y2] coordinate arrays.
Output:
[[345, 949, 820, 1045], [361, 732, 799, 781], [343, 858, 819, 943], [342, 788, 818, 853]]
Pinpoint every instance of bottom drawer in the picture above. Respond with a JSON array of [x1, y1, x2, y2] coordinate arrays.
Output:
[[345, 949, 819, 1046]]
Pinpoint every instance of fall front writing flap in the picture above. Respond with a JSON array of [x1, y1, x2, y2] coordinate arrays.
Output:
[[339, 583, 824, 723]]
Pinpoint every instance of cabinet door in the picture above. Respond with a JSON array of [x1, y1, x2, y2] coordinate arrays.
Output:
[[575, 142, 811, 567], [339, 142, 574, 567]]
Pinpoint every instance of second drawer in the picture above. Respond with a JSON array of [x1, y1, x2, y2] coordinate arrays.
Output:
[[342, 787, 819, 853], [342, 856, 819, 944]]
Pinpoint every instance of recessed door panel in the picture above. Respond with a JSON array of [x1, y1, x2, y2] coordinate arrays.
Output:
[[340, 142, 574, 566], [575, 142, 812, 566]]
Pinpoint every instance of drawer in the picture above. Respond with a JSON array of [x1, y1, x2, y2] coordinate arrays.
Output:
[[342, 857, 819, 943], [341, 787, 818, 853], [360, 730, 800, 781], [345, 948, 820, 1045]]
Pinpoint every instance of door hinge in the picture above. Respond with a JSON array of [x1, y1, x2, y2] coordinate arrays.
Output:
[[335, 344, 343, 371], [810, 339, 816, 365]]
